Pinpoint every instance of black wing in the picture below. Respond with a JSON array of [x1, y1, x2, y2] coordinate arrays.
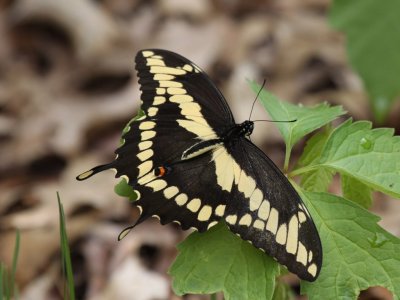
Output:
[[77, 49, 322, 281], [77, 49, 235, 230], [216, 138, 322, 281]]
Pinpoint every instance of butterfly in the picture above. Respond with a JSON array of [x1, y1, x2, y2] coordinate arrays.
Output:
[[77, 49, 322, 281]]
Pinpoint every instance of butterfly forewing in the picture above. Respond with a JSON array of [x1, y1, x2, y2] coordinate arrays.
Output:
[[77, 49, 322, 282]]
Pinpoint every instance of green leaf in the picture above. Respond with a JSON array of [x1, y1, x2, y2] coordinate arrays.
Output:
[[318, 119, 400, 198], [249, 81, 345, 170], [297, 126, 332, 167], [0, 263, 4, 300], [115, 109, 144, 201], [114, 178, 138, 201], [120, 109, 145, 144], [341, 174, 372, 208], [57, 192, 75, 300], [297, 127, 335, 192], [272, 281, 295, 300], [300, 191, 400, 300], [170, 222, 279, 300], [10, 229, 19, 299], [330, 0, 400, 122], [300, 168, 335, 193]]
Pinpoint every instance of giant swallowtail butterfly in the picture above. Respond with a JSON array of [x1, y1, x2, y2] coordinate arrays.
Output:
[[77, 49, 322, 281]]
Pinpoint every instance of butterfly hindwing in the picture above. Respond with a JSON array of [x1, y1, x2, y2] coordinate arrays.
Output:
[[132, 150, 226, 232], [220, 139, 322, 281]]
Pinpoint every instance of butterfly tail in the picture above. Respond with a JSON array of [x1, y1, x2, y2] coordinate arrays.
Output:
[[76, 162, 115, 181], [117, 211, 150, 241]]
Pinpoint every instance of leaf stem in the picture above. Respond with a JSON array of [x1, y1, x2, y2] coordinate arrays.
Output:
[[283, 145, 291, 173], [289, 165, 319, 177]]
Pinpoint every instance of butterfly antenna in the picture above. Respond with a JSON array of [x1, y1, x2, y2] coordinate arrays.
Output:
[[252, 119, 297, 123], [249, 79, 266, 121]]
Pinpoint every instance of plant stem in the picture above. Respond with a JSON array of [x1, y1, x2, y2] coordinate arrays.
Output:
[[10, 229, 20, 298], [283, 145, 291, 173], [57, 192, 76, 300], [289, 165, 318, 177]]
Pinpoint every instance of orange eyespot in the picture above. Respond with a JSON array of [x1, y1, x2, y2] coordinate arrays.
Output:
[[157, 166, 166, 177]]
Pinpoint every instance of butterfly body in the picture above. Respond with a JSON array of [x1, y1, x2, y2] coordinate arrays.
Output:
[[77, 49, 322, 282]]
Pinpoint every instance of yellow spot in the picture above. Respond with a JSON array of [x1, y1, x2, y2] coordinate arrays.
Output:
[[286, 215, 299, 255], [225, 215, 237, 225], [212, 148, 234, 192], [198, 205, 212, 221], [187, 198, 201, 212], [183, 64, 194, 72], [298, 211, 307, 223], [138, 141, 152, 151], [137, 149, 153, 161], [186, 115, 208, 126], [156, 88, 166, 95], [134, 190, 141, 200], [167, 87, 187, 95], [150, 66, 186, 75], [265, 207, 279, 234], [194, 65, 202, 73], [163, 186, 179, 199], [121, 175, 129, 182], [207, 221, 218, 229], [233, 162, 241, 185], [141, 130, 156, 141], [77, 169, 94, 180], [308, 251, 313, 263], [118, 227, 132, 240], [238, 174, 256, 198], [137, 160, 152, 177], [159, 81, 183, 88], [137, 172, 155, 185], [258, 200, 270, 220], [250, 189, 263, 211], [296, 242, 308, 266], [182, 142, 221, 160], [307, 263, 317, 277], [177, 119, 216, 138], [147, 107, 158, 117], [153, 96, 166, 105], [175, 193, 188, 206], [253, 219, 265, 230], [146, 58, 165, 66], [276, 224, 287, 245], [169, 94, 193, 103], [139, 121, 156, 130], [142, 51, 154, 57], [179, 102, 202, 117], [215, 204, 226, 216], [239, 214, 252, 226], [145, 179, 167, 192], [152, 55, 162, 59], [154, 74, 175, 81]]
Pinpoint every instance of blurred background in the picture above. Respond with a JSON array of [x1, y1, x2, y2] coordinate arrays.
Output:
[[0, 0, 398, 299]]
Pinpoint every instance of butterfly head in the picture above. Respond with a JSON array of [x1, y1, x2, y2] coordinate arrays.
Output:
[[240, 120, 254, 137]]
